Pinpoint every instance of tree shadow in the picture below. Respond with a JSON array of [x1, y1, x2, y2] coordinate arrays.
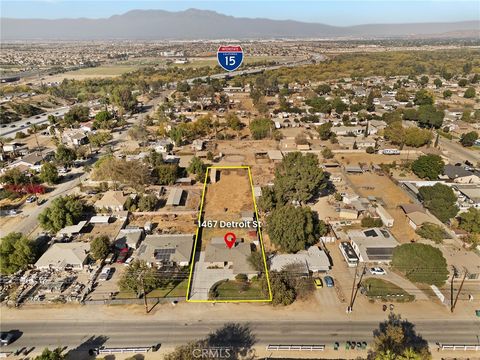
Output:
[[65, 335, 109, 360], [206, 323, 256, 360], [370, 313, 430, 359]]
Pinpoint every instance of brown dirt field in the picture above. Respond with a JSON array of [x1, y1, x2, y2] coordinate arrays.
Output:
[[336, 152, 421, 165], [346, 172, 418, 243], [80, 218, 125, 242], [129, 214, 197, 234], [201, 168, 256, 249], [203, 168, 253, 219]]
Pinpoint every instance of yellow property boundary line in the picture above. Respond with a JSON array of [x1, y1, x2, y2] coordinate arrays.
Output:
[[186, 165, 273, 303]]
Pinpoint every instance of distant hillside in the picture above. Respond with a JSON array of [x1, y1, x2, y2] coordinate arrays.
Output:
[[1, 9, 478, 40]]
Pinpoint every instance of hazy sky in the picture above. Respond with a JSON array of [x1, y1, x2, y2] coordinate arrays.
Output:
[[1, 1, 479, 25]]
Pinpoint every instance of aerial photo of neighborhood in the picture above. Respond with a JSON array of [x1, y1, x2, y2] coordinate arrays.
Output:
[[0, 1, 479, 359]]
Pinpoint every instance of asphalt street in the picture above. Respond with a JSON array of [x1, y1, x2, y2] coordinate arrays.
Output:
[[1, 319, 479, 351]]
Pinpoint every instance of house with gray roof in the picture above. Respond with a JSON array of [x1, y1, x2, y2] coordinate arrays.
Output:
[[204, 238, 257, 277], [270, 246, 331, 274], [35, 242, 90, 270], [136, 234, 194, 267]]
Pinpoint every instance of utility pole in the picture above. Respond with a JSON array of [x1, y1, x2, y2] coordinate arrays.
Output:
[[348, 262, 360, 312], [139, 271, 148, 314], [451, 269, 468, 313]]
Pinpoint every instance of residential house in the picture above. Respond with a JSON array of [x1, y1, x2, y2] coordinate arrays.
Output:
[[136, 234, 195, 267], [400, 204, 442, 230], [35, 242, 90, 270], [270, 246, 331, 274], [443, 165, 480, 184], [204, 238, 257, 278], [347, 228, 400, 263], [94, 191, 129, 212], [166, 188, 184, 206]]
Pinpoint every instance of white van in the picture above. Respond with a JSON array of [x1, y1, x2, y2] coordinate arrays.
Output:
[[98, 267, 112, 281]]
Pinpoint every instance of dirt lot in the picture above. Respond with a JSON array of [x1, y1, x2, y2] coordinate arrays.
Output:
[[335, 151, 421, 165], [79, 219, 125, 242], [129, 213, 197, 234], [201, 168, 257, 249], [346, 172, 418, 243]]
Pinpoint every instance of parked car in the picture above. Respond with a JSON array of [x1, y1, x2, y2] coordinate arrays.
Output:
[[324, 276, 334, 287], [105, 253, 115, 264], [314, 278, 323, 288], [0, 332, 14, 346], [370, 267, 386, 275], [26, 195, 37, 203], [124, 257, 134, 266], [98, 267, 112, 281], [116, 248, 129, 264]]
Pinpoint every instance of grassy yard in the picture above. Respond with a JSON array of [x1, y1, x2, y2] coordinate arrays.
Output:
[[209, 279, 264, 300], [115, 279, 188, 299], [363, 278, 414, 302]]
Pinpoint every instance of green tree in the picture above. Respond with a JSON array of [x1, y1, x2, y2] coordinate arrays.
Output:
[[411, 155, 444, 180], [417, 105, 444, 129], [153, 164, 179, 185], [458, 78, 468, 87], [442, 89, 452, 99], [273, 152, 327, 204], [315, 84, 331, 95], [369, 313, 431, 360], [118, 260, 163, 295], [392, 243, 448, 286], [384, 122, 406, 146], [419, 183, 459, 223], [433, 78, 443, 88], [249, 118, 273, 140], [93, 110, 114, 129], [112, 86, 137, 112], [0, 232, 36, 274], [460, 131, 479, 147], [225, 112, 243, 131], [138, 194, 158, 211], [464, 87, 476, 98], [415, 223, 445, 243], [267, 205, 325, 253], [34, 348, 65, 360], [317, 122, 333, 140], [88, 131, 112, 148], [55, 145, 77, 166], [306, 96, 332, 114], [395, 88, 409, 102], [39, 162, 59, 185], [0, 167, 28, 185], [413, 89, 434, 106], [404, 127, 432, 148], [458, 208, 480, 234], [187, 156, 207, 182], [63, 105, 89, 125], [267, 273, 296, 306], [321, 147, 334, 159], [38, 195, 84, 233], [90, 235, 110, 260]]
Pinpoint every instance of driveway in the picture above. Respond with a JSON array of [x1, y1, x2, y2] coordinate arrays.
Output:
[[189, 252, 234, 301]]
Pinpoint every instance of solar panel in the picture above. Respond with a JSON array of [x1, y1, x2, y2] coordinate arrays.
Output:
[[154, 248, 175, 261], [366, 247, 393, 260], [364, 229, 378, 237]]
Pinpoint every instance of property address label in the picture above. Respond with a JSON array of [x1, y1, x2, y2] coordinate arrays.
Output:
[[199, 220, 260, 228]]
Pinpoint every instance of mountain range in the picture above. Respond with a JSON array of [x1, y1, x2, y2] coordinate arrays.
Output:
[[1, 9, 478, 40]]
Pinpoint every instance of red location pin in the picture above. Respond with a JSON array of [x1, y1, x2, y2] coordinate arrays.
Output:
[[224, 232, 236, 249]]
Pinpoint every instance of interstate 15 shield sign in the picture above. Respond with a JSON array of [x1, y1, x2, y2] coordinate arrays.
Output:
[[217, 46, 244, 72]]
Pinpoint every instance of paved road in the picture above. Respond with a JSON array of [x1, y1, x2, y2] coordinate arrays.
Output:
[[1, 106, 70, 138], [2, 319, 479, 351], [438, 137, 480, 165]]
